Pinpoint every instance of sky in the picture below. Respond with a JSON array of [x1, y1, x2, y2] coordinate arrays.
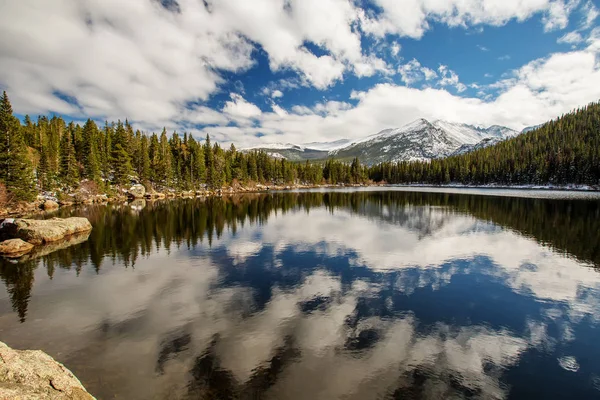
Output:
[[0, 0, 599, 147]]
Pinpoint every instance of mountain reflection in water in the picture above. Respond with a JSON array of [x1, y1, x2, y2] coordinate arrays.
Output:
[[1, 190, 600, 400]]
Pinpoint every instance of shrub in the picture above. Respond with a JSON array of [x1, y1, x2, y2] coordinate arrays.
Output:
[[0, 183, 14, 208]]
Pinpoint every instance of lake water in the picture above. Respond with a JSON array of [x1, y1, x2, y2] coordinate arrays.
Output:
[[1, 188, 600, 399]]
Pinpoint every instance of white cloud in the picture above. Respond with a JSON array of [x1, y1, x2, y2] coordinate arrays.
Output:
[[360, 0, 578, 39], [580, 1, 599, 29], [222, 93, 262, 122], [390, 41, 402, 57], [498, 55, 512, 60], [353, 55, 394, 77], [477, 45, 490, 51], [0, 0, 597, 148], [437, 65, 467, 92], [216, 36, 600, 147], [398, 59, 437, 85], [542, 0, 581, 31], [557, 31, 584, 44]]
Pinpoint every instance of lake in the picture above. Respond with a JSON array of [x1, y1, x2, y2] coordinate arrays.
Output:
[[1, 188, 600, 399]]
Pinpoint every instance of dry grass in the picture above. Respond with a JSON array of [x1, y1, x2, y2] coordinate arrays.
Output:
[[79, 180, 101, 196]]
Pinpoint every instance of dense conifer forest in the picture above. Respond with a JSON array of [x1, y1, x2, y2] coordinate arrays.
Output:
[[0, 90, 599, 204]]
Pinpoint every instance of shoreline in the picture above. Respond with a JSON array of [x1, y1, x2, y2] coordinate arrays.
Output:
[[1, 182, 598, 219]]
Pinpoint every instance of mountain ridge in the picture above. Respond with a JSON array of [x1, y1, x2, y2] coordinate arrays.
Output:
[[244, 119, 520, 164]]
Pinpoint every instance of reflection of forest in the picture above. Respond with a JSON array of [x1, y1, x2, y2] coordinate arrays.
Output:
[[1, 191, 599, 323]]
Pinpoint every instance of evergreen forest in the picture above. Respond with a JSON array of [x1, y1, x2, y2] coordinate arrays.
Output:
[[1, 90, 599, 203]]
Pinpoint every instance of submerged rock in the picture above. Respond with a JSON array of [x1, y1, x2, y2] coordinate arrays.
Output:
[[0, 341, 95, 400], [129, 198, 146, 211], [0, 238, 34, 257], [10, 232, 91, 263], [128, 184, 146, 199], [42, 200, 59, 211], [0, 217, 92, 245]]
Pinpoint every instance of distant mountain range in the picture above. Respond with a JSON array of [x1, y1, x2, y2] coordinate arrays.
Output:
[[244, 119, 521, 165]]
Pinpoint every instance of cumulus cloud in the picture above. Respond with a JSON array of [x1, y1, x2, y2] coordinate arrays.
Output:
[[0, 0, 597, 147], [580, 1, 599, 29], [219, 36, 600, 147], [437, 65, 467, 92], [558, 31, 584, 44], [398, 59, 438, 85], [222, 93, 262, 119], [360, 0, 578, 39]]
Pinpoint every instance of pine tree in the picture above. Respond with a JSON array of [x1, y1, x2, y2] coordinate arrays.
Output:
[[149, 133, 160, 184], [59, 124, 79, 188], [112, 143, 133, 186], [204, 134, 215, 188], [0, 92, 35, 201], [137, 134, 151, 183], [101, 121, 113, 180], [158, 129, 173, 187], [82, 119, 101, 182], [213, 144, 226, 189], [111, 121, 133, 186], [189, 137, 205, 187]]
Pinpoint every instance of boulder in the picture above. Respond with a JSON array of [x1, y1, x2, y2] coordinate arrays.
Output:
[[12, 232, 91, 263], [0, 217, 93, 245], [0, 341, 95, 400], [129, 199, 146, 210], [127, 184, 146, 199], [42, 200, 59, 211], [0, 238, 34, 257]]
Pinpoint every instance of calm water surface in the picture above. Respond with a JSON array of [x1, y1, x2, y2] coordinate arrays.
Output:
[[1, 189, 600, 399]]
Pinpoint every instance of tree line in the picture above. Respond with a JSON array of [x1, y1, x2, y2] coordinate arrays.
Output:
[[0, 91, 368, 202], [1, 90, 599, 203]]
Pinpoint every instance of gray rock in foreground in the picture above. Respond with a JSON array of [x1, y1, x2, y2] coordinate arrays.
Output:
[[0, 217, 93, 245], [0, 341, 95, 399]]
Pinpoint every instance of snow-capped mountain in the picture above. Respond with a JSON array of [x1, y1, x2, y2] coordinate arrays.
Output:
[[329, 119, 519, 164], [521, 124, 544, 133], [243, 139, 349, 161], [243, 119, 519, 164], [450, 137, 502, 157]]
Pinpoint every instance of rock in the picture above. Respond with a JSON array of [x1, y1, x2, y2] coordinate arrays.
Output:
[[127, 184, 146, 199], [0, 238, 34, 257], [12, 232, 91, 263], [42, 200, 59, 211], [129, 199, 146, 210], [0, 217, 93, 245], [0, 341, 95, 400]]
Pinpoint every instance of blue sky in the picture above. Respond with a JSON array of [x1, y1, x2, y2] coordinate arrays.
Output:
[[0, 0, 599, 147]]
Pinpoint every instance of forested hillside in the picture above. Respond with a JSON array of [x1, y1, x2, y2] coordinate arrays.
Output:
[[0, 92, 368, 203], [370, 101, 600, 186], [0, 89, 599, 206]]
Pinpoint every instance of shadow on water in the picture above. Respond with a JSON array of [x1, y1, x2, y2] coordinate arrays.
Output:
[[0, 190, 599, 399]]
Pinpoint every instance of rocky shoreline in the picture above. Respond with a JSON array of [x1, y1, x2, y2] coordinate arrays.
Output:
[[0, 341, 95, 399], [0, 217, 93, 258], [0, 182, 377, 219]]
